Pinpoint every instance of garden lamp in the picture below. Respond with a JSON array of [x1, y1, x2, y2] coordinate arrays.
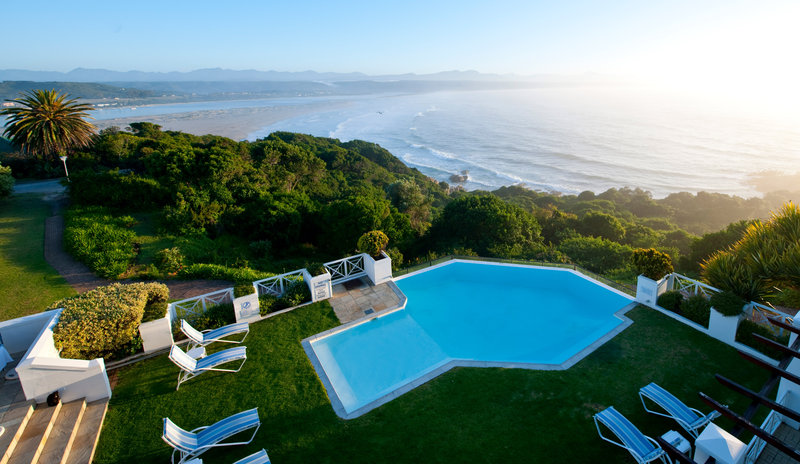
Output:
[[59, 155, 70, 181]]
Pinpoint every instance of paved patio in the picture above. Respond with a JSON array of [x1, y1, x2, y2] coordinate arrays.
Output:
[[328, 278, 402, 324], [754, 423, 800, 464]]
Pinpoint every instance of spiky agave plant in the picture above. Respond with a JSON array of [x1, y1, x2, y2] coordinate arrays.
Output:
[[0, 89, 96, 160]]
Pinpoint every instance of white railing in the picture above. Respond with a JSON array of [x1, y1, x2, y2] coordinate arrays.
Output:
[[324, 253, 367, 286], [746, 301, 793, 337], [665, 273, 793, 337], [744, 392, 788, 464], [253, 269, 309, 297], [169, 288, 234, 320], [671, 273, 720, 298]]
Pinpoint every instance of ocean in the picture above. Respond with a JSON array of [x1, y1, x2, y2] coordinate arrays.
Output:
[[98, 87, 800, 198]]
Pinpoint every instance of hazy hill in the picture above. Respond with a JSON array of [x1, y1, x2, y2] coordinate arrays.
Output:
[[0, 81, 157, 100], [0, 67, 583, 84]]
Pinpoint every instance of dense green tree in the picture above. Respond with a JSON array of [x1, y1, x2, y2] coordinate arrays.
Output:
[[558, 236, 633, 273], [1, 89, 96, 161], [426, 194, 542, 258], [577, 211, 625, 242]]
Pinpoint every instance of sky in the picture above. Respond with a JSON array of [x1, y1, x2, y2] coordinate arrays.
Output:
[[3, 0, 799, 107]]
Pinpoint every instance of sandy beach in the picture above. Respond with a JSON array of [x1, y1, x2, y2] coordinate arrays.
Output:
[[92, 100, 349, 141]]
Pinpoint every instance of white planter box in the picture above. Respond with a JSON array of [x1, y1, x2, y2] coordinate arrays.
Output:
[[139, 313, 174, 353], [308, 272, 333, 302], [234, 293, 261, 323], [636, 275, 658, 306], [708, 307, 741, 345], [364, 251, 392, 285]]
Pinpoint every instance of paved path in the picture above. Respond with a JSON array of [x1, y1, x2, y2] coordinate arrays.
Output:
[[12, 178, 67, 194], [39, 192, 232, 300]]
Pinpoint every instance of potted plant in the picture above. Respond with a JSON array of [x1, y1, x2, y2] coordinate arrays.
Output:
[[357, 230, 393, 284], [708, 290, 747, 344]]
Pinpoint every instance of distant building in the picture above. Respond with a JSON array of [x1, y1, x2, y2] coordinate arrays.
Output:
[[1, 102, 15, 107]]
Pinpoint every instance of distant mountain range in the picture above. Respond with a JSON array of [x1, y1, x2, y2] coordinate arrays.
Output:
[[0, 67, 614, 84]]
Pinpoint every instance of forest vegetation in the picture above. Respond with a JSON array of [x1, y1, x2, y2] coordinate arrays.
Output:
[[2, 120, 797, 309]]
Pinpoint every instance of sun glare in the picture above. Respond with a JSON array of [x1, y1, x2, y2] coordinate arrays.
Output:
[[629, 3, 800, 121]]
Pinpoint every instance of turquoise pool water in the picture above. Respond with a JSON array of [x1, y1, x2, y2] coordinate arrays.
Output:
[[307, 261, 634, 417]]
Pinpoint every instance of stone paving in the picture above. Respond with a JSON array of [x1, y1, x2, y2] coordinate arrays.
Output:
[[328, 277, 402, 324], [754, 423, 800, 464]]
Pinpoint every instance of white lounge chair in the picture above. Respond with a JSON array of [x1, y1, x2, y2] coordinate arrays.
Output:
[[169, 344, 247, 390], [162, 408, 260, 464], [234, 449, 271, 464], [181, 319, 249, 350], [594, 406, 672, 464], [640, 382, 720, 438]]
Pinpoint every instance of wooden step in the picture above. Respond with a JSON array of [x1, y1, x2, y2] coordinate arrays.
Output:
[[0, 400, 35, 464], [63, 399, 108, 464], [38, 401, 86, 464], [7, 402, 62, 464]]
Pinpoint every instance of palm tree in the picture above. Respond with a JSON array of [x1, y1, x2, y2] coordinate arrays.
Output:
[[0, 89, 96, 160]]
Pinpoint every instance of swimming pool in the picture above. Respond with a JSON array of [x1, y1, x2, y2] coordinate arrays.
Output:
[[304, 260, 635, 418]]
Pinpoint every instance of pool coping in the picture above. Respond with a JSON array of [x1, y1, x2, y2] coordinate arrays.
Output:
[[302, 259, 637, 420]]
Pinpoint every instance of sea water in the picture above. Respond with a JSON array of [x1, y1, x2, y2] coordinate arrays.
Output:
[[251, 87, 800, 197], [94, 86, 800, 198]]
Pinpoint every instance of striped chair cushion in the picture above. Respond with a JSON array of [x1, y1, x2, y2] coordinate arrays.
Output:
[[596, 406, 660, 461]]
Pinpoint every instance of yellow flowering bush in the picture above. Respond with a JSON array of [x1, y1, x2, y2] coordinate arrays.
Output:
[[50, 282, 169, 359]]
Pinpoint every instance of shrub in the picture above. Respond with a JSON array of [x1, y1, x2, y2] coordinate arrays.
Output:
[[277, 279, 311, 308], [657, 291, 683, 312], [177, 263, 273, 282], [631, 248, 674, 280], [249, 240, 272, 259], [0, 164, 14, 199], [142, 301, 168, 323], [558, 236, 633, 273], [385, 247, 404, 271], [234, 284, 254, 298], [259, 294, 279, 315], [736, 319, 790, 360], [69, 169, 168, 210], [155, 247, 184, 274], [709, 290, 747, 317], [51, 282, 169, 359], [187, 303, 236, 331], [681, 294, 711, 327], [357, 230, 389, 258], [63, 207, 138, 278]]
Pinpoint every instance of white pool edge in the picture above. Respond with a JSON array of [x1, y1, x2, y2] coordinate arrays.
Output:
[[303, 259, 637, 420]]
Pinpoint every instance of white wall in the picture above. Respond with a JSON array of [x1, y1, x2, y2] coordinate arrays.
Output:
[[0, 310, 61, 355], [16, 311, 112, 403]]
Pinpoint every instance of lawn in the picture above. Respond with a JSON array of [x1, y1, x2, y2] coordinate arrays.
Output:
[[96, 303, 768, 464], [0, 194, 74, 320]]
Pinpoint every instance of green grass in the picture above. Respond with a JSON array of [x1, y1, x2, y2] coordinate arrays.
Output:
[[96, 303, 768, 464], [0, 194, 74, 320], [130, 212, 175, 266]]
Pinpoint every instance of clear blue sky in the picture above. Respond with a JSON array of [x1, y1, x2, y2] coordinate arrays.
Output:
[[2, 0, 797, 80]]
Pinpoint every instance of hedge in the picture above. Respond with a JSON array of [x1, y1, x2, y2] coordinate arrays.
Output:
[[177, 263, 274, 282], [63, 207, 138, 278], [51, 282, 169, 359]]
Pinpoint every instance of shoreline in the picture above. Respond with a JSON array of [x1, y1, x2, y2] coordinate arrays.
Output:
[[92, 100, 348, 141]]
